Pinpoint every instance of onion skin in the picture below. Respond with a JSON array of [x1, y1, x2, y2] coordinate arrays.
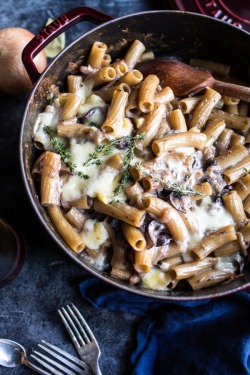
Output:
[[0, 27, 47, 95]]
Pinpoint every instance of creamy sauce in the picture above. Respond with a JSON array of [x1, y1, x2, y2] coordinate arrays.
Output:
[[141, 268, 171, 290], [61, 140, 126, 203], [80, 219, 109, 250], [215, 254, 239, 273], [188, 197, 235, 250], [33, 106, 60, 149]]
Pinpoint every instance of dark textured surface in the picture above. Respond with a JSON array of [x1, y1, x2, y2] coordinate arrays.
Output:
[[0, 1, 166, 374]]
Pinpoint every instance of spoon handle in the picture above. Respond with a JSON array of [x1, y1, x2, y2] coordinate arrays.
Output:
[[213, 80, 250, 102]]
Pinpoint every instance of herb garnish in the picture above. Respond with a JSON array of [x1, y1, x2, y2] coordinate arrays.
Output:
[[83, 139, 120, 167], [113, 169, 131, 196], [135, 161, 203, 197], [113, 133, 146, 195], [43, 126, 89, 179], [82, 133, 146, 196]]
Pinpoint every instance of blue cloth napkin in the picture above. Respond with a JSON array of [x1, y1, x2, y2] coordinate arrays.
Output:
[[79, 277, 250, 375]]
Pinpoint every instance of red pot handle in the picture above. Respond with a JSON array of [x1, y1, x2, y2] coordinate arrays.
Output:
[[22, 6, 113, 83]]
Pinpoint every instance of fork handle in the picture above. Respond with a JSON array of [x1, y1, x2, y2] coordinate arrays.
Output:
[[92, 362, 102, 375]]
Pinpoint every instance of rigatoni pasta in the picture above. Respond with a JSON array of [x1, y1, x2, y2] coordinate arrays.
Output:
[[32, 39, 250, 293]]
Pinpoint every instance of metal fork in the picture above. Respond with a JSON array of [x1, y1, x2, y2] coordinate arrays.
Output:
[[58, 304, 102, 375], [29, 340, 92, 375]]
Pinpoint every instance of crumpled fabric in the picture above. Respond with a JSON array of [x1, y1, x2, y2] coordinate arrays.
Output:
[[79, 277, 250, 375]]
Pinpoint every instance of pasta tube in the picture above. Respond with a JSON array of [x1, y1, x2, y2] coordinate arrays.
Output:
[[209, 109, 250, 131], [155, 86, 174, 104], [222, 190, 246, 225], [93, 199, 146, 228], [217, 128, 233, 151], [190, 182, 212, 201], [47, 206, 85, 253], [122, 222, 146, 251], [142, 196, 188, 242], [214, 240, 242, 257], [101, 89, 129, 135], [111, 59, 128, 76], [171, 257, 217, 280], [203, 118, 226, 147], [124, 39, 146, 70], [97, 83, 131, 102], [134, 248, 154, 273], [139, 74, 159, 113], [223, 155, 250, 184], [168, 108, 187, 132], [89, 66, 117, 88], [152, 131, 206, 156], [60, 94, 82, 121], [119, 70, 143, 86], [215, 144, 249, 171], [190, 88, 221, 129], [87, 41, 107, 69], [179, 96, 202, 114], [64, 207, 87, 230], [136, 103, 166, 147], [192, 225, 237, 260], [40, 151, 61, 206], [241, 222, 250, 243], [67, 75, 82, 94], [187, 269, 233, 290], [235, 174, 250, 200]]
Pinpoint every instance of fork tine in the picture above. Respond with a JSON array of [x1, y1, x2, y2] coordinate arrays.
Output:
[[58, 307, 87, 349], [62, 303, 99, 346], [59, 304, 102, 375], [30, 353, 70, 375], [30, 340, 91, 375], [70, 304, 98, 346], [40, 341, 89, 371]]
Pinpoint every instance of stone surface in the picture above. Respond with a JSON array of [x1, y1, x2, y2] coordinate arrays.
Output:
[[0, 1, 163, 374]]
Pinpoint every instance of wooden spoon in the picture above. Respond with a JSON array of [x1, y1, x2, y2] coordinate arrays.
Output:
[[137, 59, 250, 102]]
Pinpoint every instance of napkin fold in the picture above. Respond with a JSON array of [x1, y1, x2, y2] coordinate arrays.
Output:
[[79, 277, 250, 375]]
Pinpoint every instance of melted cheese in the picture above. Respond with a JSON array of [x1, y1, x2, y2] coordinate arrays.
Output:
[[33, 106, 60, 149], [188, 197, 235, 249], [80, 219, 109, 250], [215, 254, 240, 273], [78, 93, 106, 127], [141, 268, 171, 290], [175, 146, 195, 155], [61, 141, 126, 203]]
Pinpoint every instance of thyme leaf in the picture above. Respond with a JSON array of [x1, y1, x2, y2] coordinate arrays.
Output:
[[135, 161, 203, 197], [83, 133, 146, 169], [113, 169, 131, 196], [83, 139, 120, 167], [43, 126, 89, 179], [113, 133, 146, 196]]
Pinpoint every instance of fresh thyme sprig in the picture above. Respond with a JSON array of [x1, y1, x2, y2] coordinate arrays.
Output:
[[83, 139, 120, 167], [123, 133, 146, 166], [83, 133, 146, 169], [135, 161, 203, 197], [113, 133, 146, 196], [43, 126, 89, 179], [113, 169, 131, 196]]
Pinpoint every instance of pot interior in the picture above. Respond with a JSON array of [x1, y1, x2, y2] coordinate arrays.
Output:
[[20, 10, 250, 300]]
